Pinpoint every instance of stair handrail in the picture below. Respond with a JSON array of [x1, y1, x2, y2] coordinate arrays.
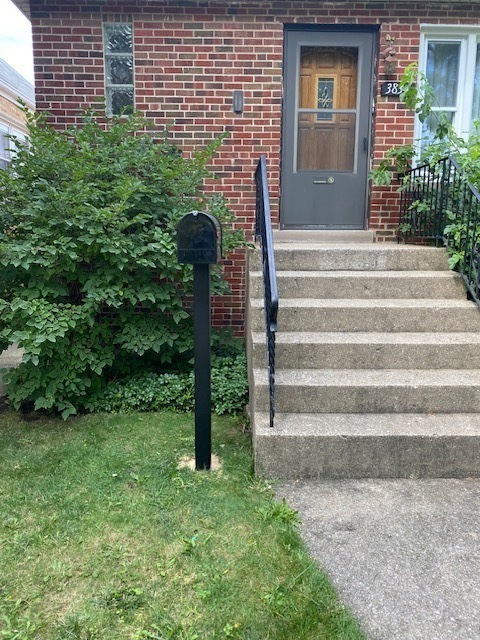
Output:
[[254, 155, 278, 428], [399, 155, 480, 305]]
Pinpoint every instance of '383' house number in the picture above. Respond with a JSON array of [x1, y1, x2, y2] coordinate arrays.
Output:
[[380, 81, 401, 97]]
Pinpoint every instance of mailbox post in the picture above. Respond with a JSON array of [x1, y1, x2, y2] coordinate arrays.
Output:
[[177, 211, 222, 470]]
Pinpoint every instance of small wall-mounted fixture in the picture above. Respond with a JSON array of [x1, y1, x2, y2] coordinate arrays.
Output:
[[232, 90, 244, 114], [383, 35, 397, 77], [384, 48, 397, 76]]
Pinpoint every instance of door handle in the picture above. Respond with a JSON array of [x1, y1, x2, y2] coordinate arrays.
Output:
[[363, 137, 368, 152]]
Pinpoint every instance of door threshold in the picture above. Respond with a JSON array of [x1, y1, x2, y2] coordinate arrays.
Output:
[[273, 230, 374, 243]]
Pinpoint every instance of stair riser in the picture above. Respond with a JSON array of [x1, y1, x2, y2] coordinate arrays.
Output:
[[250, 307, 480, 332], [254, 385, 480, 414], [251, 341, 480, 370], [254, 436, 480, 479], [252, 248, 451, 272], [249, 274, 465, 299]]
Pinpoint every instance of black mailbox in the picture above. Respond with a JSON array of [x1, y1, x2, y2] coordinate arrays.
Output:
[[177, 210, 222, 264]]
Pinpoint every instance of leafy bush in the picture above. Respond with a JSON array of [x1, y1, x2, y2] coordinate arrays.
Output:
[[87, 353, 248, 415], [0, 109, 245, 417]]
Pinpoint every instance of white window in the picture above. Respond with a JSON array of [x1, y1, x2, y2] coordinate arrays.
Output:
[[0, 124, 9, 169], [0, 126, 27, 169], [418, 27, 480, 145], [104, 23, 134, 116]]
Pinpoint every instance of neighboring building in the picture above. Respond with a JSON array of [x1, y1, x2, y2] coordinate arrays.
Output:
[[11, 0, 480, 329], [0, 58, 35, 169]]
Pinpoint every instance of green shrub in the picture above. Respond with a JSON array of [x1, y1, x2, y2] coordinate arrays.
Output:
[[0, 109, 245, 418], [88, 353, 248, 415]]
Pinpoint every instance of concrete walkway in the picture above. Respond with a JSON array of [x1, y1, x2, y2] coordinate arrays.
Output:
[[277, 479, 480, 640], [0, 344, 22, 394]]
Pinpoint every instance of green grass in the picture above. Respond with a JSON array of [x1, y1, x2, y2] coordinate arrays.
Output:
[[0, 411, 366, 640]]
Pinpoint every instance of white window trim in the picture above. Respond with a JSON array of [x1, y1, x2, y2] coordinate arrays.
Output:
[[416, 25, 480, 145]]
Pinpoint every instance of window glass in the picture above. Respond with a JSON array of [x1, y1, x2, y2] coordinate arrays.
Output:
[[421, 41, 460, 145], [472, 44, 480, 122], [104, 24, 134, 116], [426, 42, 460, 107]]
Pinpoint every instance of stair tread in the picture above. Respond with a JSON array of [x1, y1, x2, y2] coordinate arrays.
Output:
[[252, 331, 480, 344], [254, 412, 480, 436], [250, 270, 459, 278], [254, 368, 480, 386], [270, 243, 447, 251], [250, 297, 476, 308]]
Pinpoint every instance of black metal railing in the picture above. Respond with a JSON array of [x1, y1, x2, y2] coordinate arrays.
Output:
[[254, 155, 278, 428], [399, 155, 480, 304]]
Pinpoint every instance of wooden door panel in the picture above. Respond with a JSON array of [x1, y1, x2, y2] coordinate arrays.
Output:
[[297, 114, 356, 172]]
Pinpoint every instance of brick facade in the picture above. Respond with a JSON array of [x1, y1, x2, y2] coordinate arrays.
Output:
[[27, 0, 480, 330]]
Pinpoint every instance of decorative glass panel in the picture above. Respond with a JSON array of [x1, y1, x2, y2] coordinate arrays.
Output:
[[104, 24, 132, 54], [108, 89, 135, 116], [104, 24, 134, 116], [106, 57, 133, 85], [317, 78, 334, 120]]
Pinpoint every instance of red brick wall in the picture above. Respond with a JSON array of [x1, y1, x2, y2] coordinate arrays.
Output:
[[29, 0, 480, 330]]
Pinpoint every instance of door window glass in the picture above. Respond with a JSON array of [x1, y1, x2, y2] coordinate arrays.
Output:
[[297, 46, 358, 172]]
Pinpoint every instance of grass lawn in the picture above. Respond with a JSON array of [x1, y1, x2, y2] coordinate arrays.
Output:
[[0, 411, 366, 640]]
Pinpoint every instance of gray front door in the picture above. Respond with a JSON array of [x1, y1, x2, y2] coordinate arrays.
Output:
[[281, 29, 376, 229]]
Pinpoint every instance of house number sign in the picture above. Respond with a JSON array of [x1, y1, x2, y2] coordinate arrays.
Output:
[[380, 81, 401, 97]]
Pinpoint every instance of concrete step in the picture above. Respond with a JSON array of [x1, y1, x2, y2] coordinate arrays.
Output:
[[261, 243, 451, 272], [272, 230, 374, 243], [249, 270, 465, 299], [249, 298, 480, 333], [253, 368, 480, 414], [251, 332, 480, 369], [253, 412, 480, 479]]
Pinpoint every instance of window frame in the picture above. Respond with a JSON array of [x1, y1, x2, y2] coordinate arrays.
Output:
[[417, 26, 480, 145], [103, 22, 135, 117]]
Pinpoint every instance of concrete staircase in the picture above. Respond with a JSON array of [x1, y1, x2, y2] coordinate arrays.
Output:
[[247, 236, 480, 479]]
